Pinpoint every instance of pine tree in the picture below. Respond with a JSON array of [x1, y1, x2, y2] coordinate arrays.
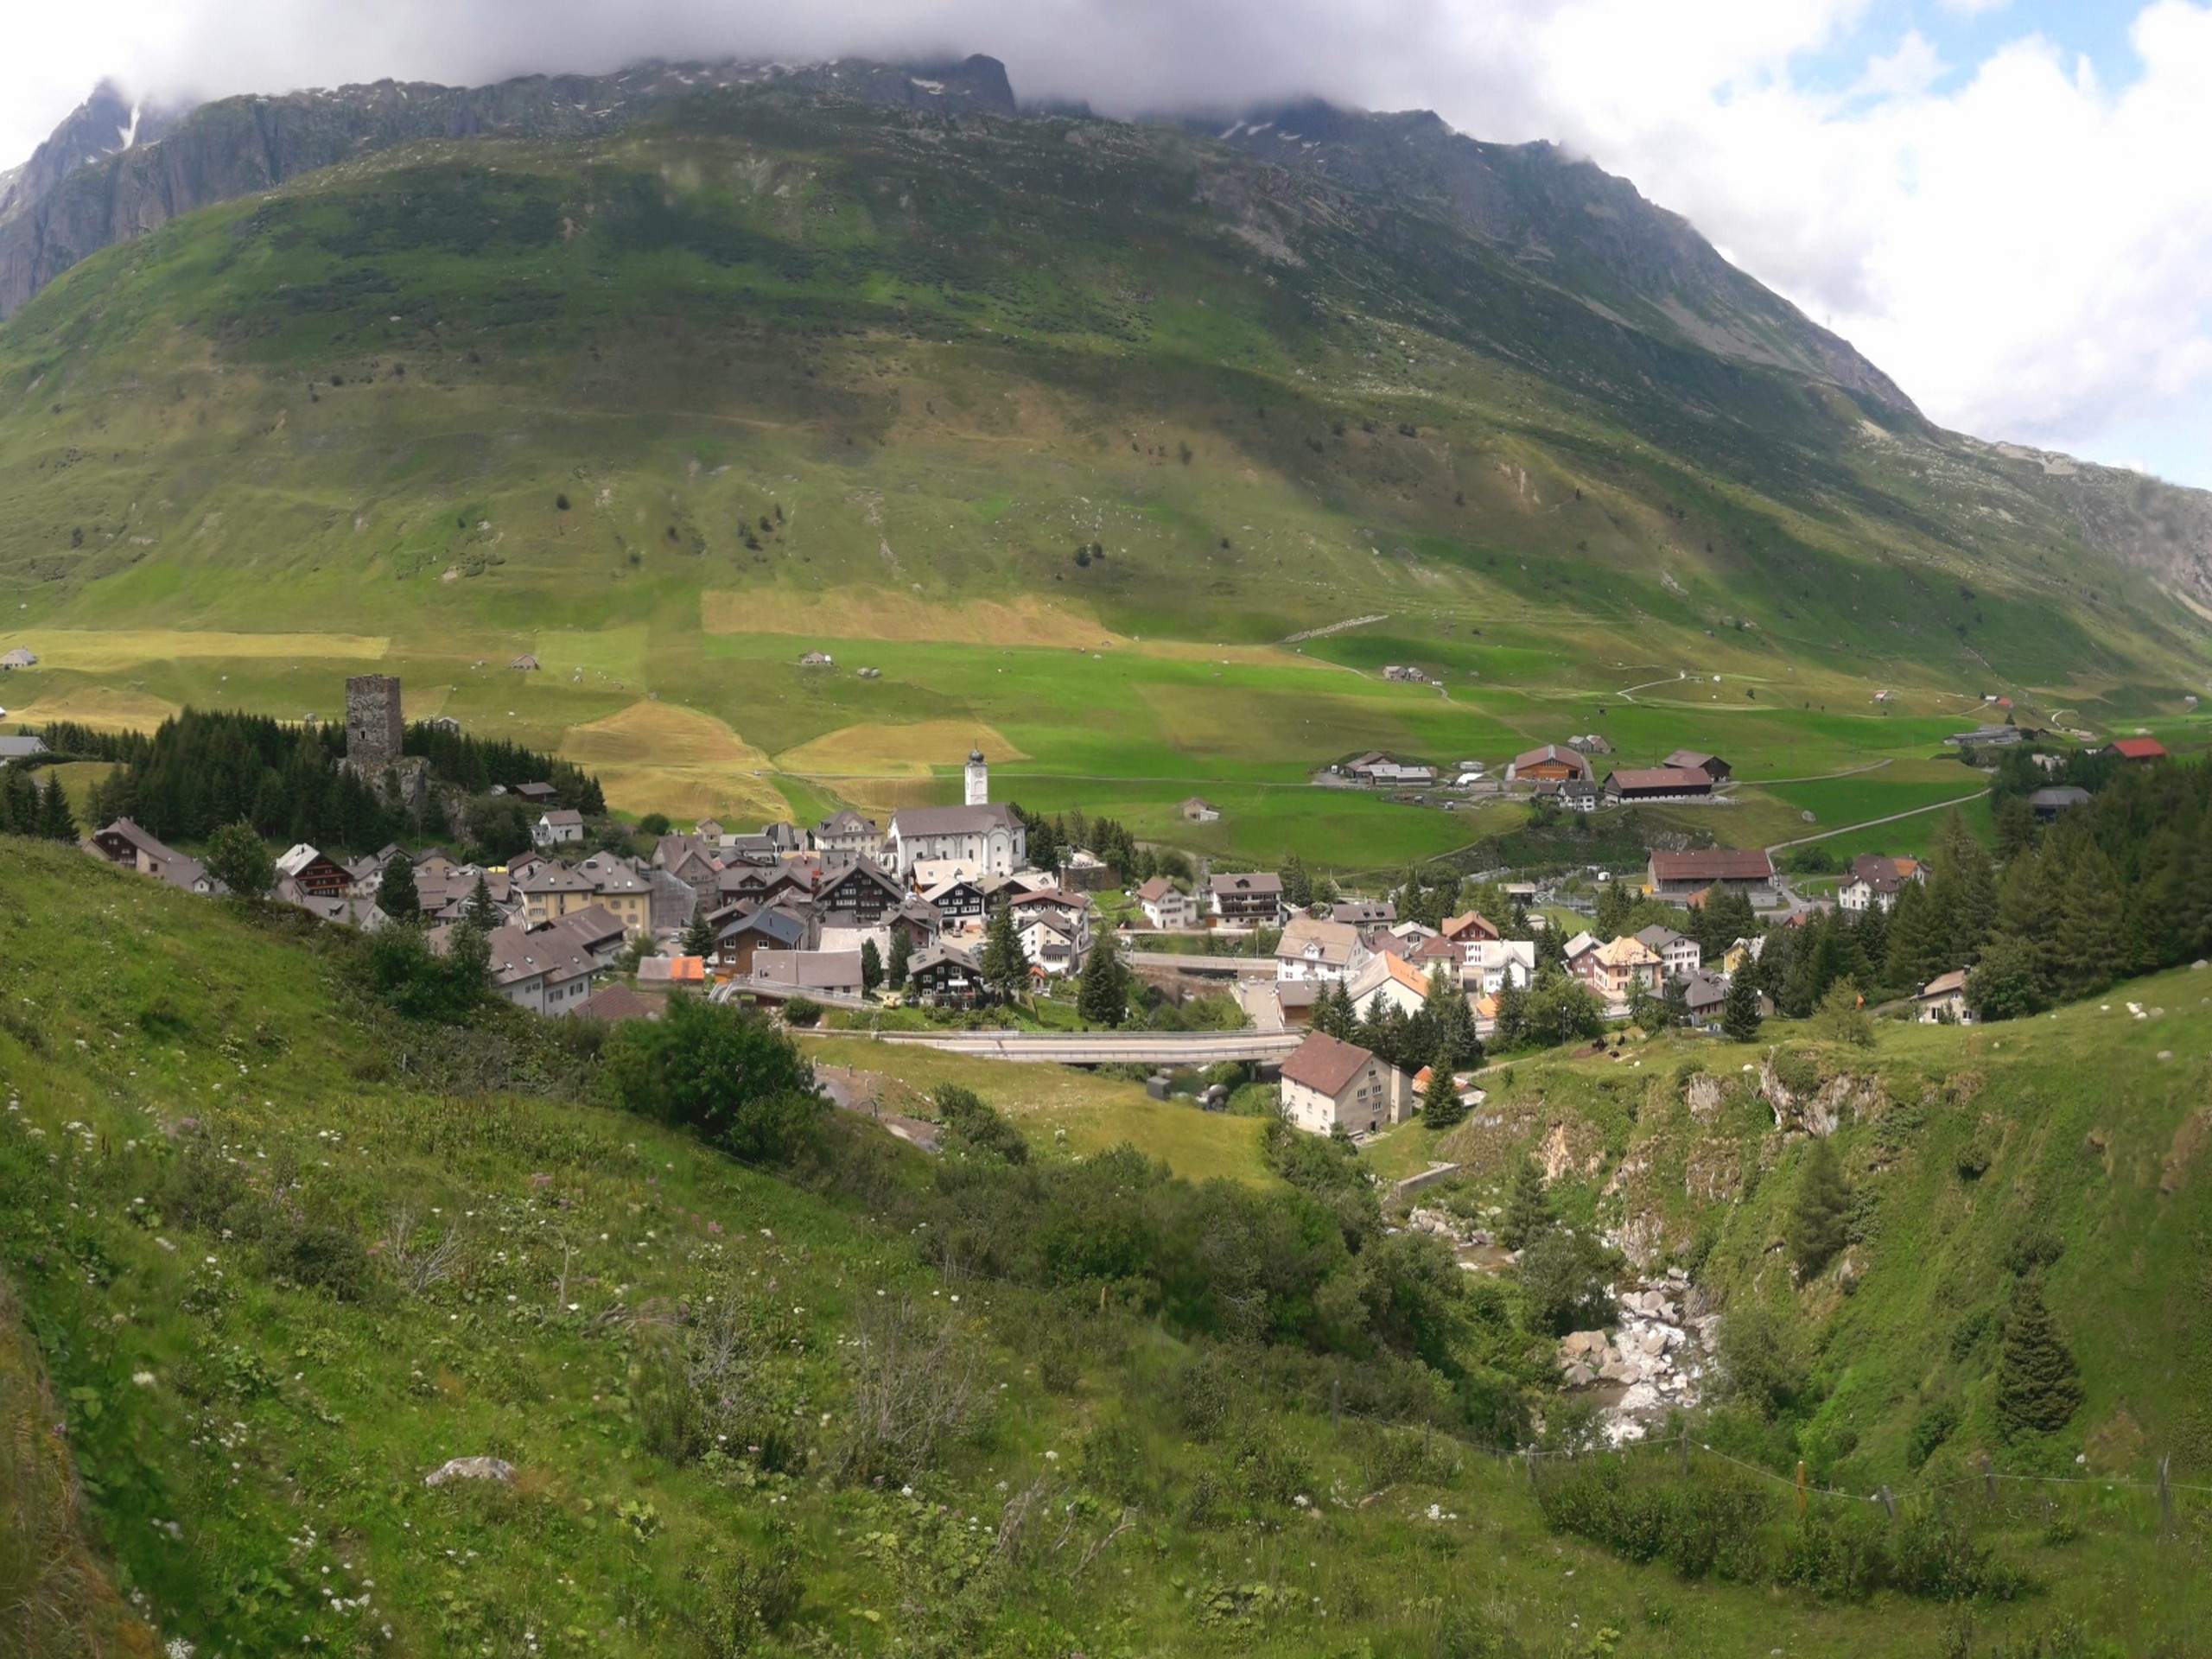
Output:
[[2056, 842, 2126, 999], [1313, 979, 1357, 1041], [1788, 1138, 1852, 1278], [1722, 972, 1764, 1042], [860, 938, 884, 996], [980, 900, 1027, 1001], [886, 926, 912, 991], [465, 874, 504, 931], [1501, 1157, 1556, 1250], [1996, 1276, 2083, 1439], [0, 765, 37, 833], [1491, 980, 1529, 1050], [1076, 936, 1127, 1027], [1280, 853, 1313, 909], [681, 905, 716, 959], [1932, 810, 1997, 965], [1885, 874, 1944, 994], [36, 773, 76, 841], [1425, 963, 1479, 1063], [378, 853, 421, 923], [1421, 1044, 1467, 1129]]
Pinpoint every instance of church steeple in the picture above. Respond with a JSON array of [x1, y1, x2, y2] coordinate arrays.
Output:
[[965, 746, 988, 806]]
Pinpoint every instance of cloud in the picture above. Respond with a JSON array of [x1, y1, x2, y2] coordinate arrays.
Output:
[[6, 0, 2212, 481]]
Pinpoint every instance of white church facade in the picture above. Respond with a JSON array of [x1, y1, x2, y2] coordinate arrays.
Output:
[[885, 749, 1027, 879]]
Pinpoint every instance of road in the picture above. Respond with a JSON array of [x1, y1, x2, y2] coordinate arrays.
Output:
[[872, 1029, 1304, 1065]]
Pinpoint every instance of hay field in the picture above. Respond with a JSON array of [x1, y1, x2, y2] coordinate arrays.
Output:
[[0, 685, 182, 730], [3, 629, 389, 671], [702, 588, 1120, 649], [556, 700, 786, 823], [773, 719, 1029, 780]]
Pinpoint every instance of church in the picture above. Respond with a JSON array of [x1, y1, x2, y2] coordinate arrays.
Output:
[[884, 748, 1027, 879]]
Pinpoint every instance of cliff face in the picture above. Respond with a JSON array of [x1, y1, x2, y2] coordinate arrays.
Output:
[[0, 54, 1017, 319], [1192, 100, 1918, 416]]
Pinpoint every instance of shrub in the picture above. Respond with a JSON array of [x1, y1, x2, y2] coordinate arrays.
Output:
[[601, 994, 823, 1165], [1517, 1229, 1617, 1337], [833, 1297, 990, 1484], [781, 995, 823, 1028], [1713, 1305, 1807, 1420], [687, 1540, 803, 1656], [934, 1084, 1029, 1164], [264, 1217, 372, 1301], [1907, 1399, 1961, 1468], [1788, 1139, 1852, 1280], [351, 925, 488, 1023]]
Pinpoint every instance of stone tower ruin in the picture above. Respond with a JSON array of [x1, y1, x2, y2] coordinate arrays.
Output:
[[345, 674, 404, 769]]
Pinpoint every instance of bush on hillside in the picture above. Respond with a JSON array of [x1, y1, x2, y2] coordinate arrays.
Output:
[[1517, 1229, 1617, 1336], [352, 924, 488, 1023], [1997, 1277, 2083, 1440], [934, 1084, 1029, 1164], [601, 993, 823, 1165], [1788, 1139, 1852, 1280]]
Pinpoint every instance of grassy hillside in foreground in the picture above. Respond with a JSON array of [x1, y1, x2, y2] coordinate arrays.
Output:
[[0, 87, 2205, 852], [6, 838, 2212, 1655]]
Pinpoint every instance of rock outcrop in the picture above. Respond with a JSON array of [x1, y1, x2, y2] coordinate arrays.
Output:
[[1554, 1274, 1717, 1445]]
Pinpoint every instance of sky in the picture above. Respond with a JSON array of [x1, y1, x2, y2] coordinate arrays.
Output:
[[3, 0, 2208, 486]]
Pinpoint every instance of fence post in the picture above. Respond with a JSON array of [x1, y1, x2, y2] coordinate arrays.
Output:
[[1525, 1447, 1536, 1489], [1796, 1460, 1808, 1520], [1981, 1453, 1996, 1505], [1679, 1422, 1691, 1480], [1331, 1376, 1342, 1427], [2159, 1453, 2173, 1535], [1878, 1485, 1897, 1522]]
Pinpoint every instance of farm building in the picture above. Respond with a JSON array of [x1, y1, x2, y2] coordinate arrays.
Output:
[[1505, 744, 1592, 783]]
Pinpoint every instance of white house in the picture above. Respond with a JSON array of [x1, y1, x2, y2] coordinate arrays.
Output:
[[1917, 969, 1971, 1024], [1466, 938, 1536, 995], [1633, 925, 1702, 980], [1278, 1032, 1413, 1138], [534, 809, 586, 847], [1134, 876, 1196, 930], [1274, 915, 1368, 982], [1344, 952, 1435, 1020]]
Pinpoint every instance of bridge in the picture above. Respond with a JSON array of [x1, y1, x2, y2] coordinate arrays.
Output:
[[1124, 951, 1276, 980], [868, 1029, 1304, 1066]]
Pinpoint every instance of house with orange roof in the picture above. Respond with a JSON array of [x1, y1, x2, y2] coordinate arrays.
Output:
[[1345, 950, 1441, 1020]]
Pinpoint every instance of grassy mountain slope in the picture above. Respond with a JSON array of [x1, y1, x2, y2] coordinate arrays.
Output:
[[0, 81, 2205, 854], [8, 841, 2212, 1655]]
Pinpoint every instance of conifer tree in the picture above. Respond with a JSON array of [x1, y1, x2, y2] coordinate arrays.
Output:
[[2056, 842, 2126, 999], [1425, 963, 1480, 1064], [1932, 810, 1997, 965], [1421, 1044, 1467, 1129], [465, 874, 503, 931], [980, 900, 1027, 1001], [1885, 875, 1944, 991], [1500, 1157, 1556, 1250], [860, 938, 884, 996], [0, 765, 37, 833], [1076, 936, 1127, 1027], [886, 926, 911, 991], [1491, 980, 1529, 1050], [1722, 972, 1764, 1042], [36, 773, 76, 841], [1788, 1138, 1852, 1278], [681, 904, 716, 959], [1996, 1276, 2083, 1439], [1313, 979, 1357, 1041], [1279, 853, 1313, 909], [378, 853, 421, 923]]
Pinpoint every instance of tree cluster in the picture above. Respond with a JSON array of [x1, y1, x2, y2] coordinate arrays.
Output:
[[0, 767, 75, 840]]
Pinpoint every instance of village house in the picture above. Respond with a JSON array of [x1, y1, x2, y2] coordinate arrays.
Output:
[[645, 867, 702, 934], [1133, 876, 1196, 931], [1274, 915, 1369, 982], [636, 956, 709, 993], [0, 647, 39, 669], [1181, 797, 1222, 823], [533, 809, 586, 848], [275, 843, 353, 900], [463, 922, 601, 1016], [2101, 737, 2168, 762], [711, 905, 810, 976], [1647, 848, 1779, 902], [1918, 969, 1972, 1024], [1838, 854, 1922, 914], [1441, 910, 1502, 947], [2029, 786, 2092, 823], [906, 940, 987, 1007], [0, 734, 48, 763], [1278, 1032, 1414, 1138], [1505, 744, 1592, 784], [887, 896, 944, 953], [82, 818, 219, 894], [1466, 938, 1537, 995], [652, 834, 722, 887], [1633, 924, 1702, 979], [1682, 971, 1731, 1023], [1567, 734, 1613, 756], [923, 875, 990, 924], [817, 859, 906, 927], [692, 817, 727, 844], [1208, 871, 1285, 925], [1344, 752, 1436, 786], [575, 982, 664, 1024], [884, 803, 1027, 879], [716, 862, 815, 910], [1573, 935, 1662, 1001], [517, 862, 599, 926], [1945, 724, 2032, 750], [514, 782, 560, 807], [751, 949, 865, 1000], [575, 852, 653, 936], [1560, 778, 1601, 812], [813, 809, 883, 863], [1345, 951, 1437, 1021], [1330, 899, 1397, 927], [1603, 766, 1714, 804], [1662, 750, 1732, 783], [535, 906, 631, 969], [1010, 889, 1095, 975]]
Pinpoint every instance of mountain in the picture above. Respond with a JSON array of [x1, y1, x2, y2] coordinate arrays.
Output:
[[0, 55, 2205, 857], [0, 56, 1014, 320], [0, 79, 186, 234], [1192, 99, 1916, 416]]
